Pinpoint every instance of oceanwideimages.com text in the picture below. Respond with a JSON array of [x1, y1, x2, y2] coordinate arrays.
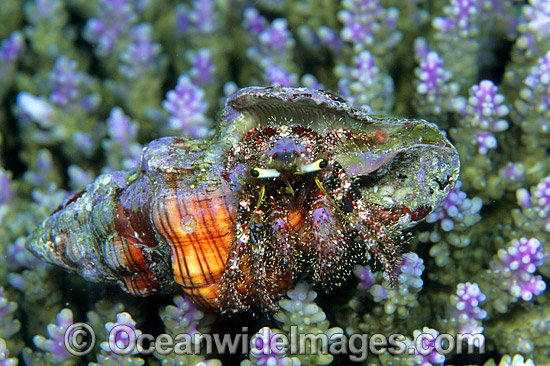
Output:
[[64, 322, 484, 362]]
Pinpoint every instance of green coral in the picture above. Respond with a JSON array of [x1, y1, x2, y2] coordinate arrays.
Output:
[[0, 286, 21, 356], [274, 282, 344, 365], [480, 354, 535, 366], [154, 295, 220, 366], [0, 338, 19, 366], [484, 302, 550, 364]]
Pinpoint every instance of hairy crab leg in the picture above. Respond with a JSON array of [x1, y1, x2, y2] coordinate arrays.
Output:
[[328, 162, 407, 285], [307, 187, 348, 284], [218, 189, 255, 312], [220, 185, 285, 312], [248, 205, 280, 311], [269, 196, 300, 280]]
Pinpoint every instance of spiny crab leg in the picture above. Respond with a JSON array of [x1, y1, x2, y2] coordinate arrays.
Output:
[[219, 188, 257, 311], [221, 184, 281, 312], [269, 196, 300, 280], [248, 206, 280, 311], [308, 188, 347, 284], [328, 162, 406, 285]]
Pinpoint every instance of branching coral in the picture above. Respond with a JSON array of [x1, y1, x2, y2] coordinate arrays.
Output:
[[241, 327, 301, 366], [274, 282, 343, 365], [491, 237, 546, 301], [335, 50, 394, 112], [162, 75, 210, 138], [0, 287, 20, 343], [30, 308, 75, 363], [155, 295, 219, 365], [354, 253, 424, 317], [444, 282, 487, 347], [91, 312, 145, 366], [0, 338, 18, 366]]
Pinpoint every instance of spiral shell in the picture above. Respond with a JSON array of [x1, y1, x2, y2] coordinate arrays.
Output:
[[26, 87, 460, 312], [27, 137, 234, 309]]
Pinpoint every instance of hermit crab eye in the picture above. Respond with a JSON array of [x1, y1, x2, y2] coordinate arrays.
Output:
[[249, 168, 281, 178], [301, 159, 329, 174]]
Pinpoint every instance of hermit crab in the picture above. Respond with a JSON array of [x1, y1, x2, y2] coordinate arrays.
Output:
[[26, 87, 460, 313]]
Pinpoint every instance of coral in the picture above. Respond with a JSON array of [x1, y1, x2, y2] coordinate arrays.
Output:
[[16, 93, 54, 130], [170, 0, 228, 103], [83, 0, 137, 57], [15, 56, 101, 177], [31, 308, 75, 363], [0, 338, 18, 366], [23, 0, 77, 62], [411, 327, 446, 366], [353, 264, 375, 292], [337, 0, 401, 55], [340, 252, 429, 359], [86, 299, 126, 349], [162, 75, 210, 138], [0, 31, 25, 99], [516, 0, 550, 60], [484, 302, 550, 363], [376, 327, 447, 366], [443, 282, 487, 347], [4, 237, 41, 270], [243, 7, 297, 86], [335, 50, 394, 112], [497, 162, 527, 192], [160, 295, 213, 337], [413, 39, 460, 116], [274, 282, 344, 365], [246, 13, 295, 69], [102, 107, 142, 171], [91, 312, 145, 366], [430, 0, 481, 90], [416, 180, 484, 287], [241, 327, 301, 366], [356, 253, 424, 317], [0, 287, 20, 341], [117, 24, 164, 81], [458, 80, 509, 155], [425, 181, 483, 233], [265, 65, 298, 87], [514, 50, 550, 145], [448, 80, 512, 197], [483, 354, 536, 366], [155, 295, 220, 366], [517, 175, 550, 231], [188, 48, 215, 88], [113, 23, 167, 121], [317, 26, 344, 53], [489, 237, 546, 304], [49, 56, 92, 108], [7, 265, 64, 350], [0, 169, 12, 206]]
